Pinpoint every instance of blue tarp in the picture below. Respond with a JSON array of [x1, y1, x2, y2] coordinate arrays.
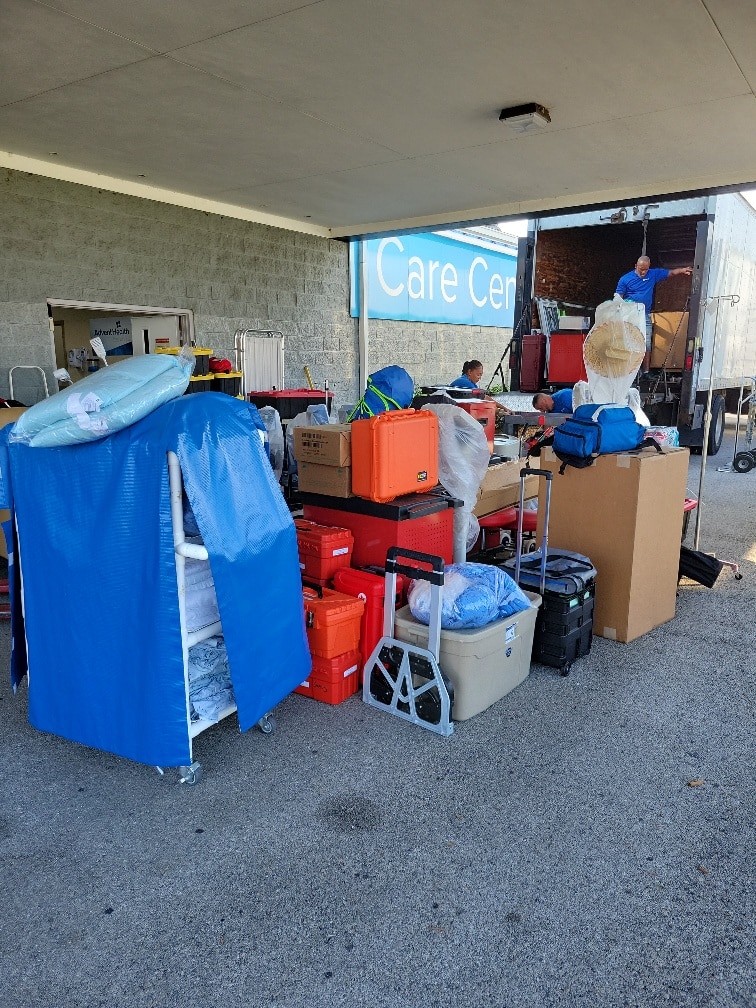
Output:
[[0, 393, 311, 768]]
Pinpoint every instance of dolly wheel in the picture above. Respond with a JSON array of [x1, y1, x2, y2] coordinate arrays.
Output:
[[560, 663, 571, 677], [733, 452, 755, 474]]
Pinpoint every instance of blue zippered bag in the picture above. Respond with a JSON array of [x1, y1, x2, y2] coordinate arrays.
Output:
[[552, 403, 648, 472]]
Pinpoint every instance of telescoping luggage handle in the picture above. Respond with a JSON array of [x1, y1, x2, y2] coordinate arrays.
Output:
[[383, 547, 445, 664], [514, 467, 552, 596]]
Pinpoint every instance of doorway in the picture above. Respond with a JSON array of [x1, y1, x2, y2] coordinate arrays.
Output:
[[47, 299, 194, 386]]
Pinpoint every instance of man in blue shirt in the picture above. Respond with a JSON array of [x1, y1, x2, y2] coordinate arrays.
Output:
[[615, 256, 692, 375], [533, 388, 573, 414]]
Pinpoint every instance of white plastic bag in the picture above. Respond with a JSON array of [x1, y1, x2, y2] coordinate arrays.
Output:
[[408, 562, 531, 629], [258, 405, 285, 481], [422, 404, 491, 561], [583, 299, 646, 405]]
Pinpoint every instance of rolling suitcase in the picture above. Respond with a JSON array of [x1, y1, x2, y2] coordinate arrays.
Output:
[[502, 466, 596, 675]]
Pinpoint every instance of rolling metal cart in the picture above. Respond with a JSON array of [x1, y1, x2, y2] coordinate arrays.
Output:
[[168, 450, 275, 785]]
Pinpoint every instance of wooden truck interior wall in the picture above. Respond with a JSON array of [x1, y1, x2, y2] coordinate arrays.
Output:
[[532, 216, 704, 324]]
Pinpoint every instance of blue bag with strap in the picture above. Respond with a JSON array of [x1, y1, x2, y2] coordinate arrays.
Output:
[[552, 403, 652, 473], [348, 365, 414, 420]]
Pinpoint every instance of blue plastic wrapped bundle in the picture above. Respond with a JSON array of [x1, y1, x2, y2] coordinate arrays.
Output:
[[10, 351, 193, 447], [408, 562, 532, 629], [348, 365, 414, 420]]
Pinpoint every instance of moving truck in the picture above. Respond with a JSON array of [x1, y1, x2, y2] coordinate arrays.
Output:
[[511, 194, 756, 454]]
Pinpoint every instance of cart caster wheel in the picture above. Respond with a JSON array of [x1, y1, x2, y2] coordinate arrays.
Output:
[[257, 714, 276, 735], [735, 572, 743, 580], [177, 761, 203, 786], [733, 452, 755, 473], [560, 664, 571, 677]]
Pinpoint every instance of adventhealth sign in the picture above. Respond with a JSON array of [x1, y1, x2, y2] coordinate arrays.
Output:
[[350, 231, 517, 328]]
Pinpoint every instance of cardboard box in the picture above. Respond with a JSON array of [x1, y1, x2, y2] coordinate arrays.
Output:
[[558, 316, 590, 331], [473, 459, 538, 517], [293, 424, 351, 466], [0, 408, 27, 559], [297, 461, 353, 498], [651, 311, 689, 369], [536, 446, 689, 642]]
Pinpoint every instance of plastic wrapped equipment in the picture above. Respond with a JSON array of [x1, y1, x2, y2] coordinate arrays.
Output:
[[408, 562, 532, 630], [422, 404, 491, 561], [10, 350, 194, 447], [583, 299, 646, 406], [348, 365, 414, 420], [258, 405, 285, 480]]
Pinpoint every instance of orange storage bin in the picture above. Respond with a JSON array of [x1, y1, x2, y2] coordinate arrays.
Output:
[[350, 409, 438, 503], [294, 649, 361, 704], [455, 399, 497, 452], [302, 586, 365, 659], [295, 519, 354, 584]]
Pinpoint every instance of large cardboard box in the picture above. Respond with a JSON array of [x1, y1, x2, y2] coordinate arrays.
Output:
[[473, 459, 538, 517], [297, 461, 353, 498], [0, 408, 27, 559], [293, 424, 351, 466], [536, 446, 689, 642], [650, 311, 689, 369]]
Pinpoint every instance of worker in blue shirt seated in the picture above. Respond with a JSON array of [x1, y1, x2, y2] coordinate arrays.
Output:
[[615, 256, 692, 376], [449, 360, 512, 414], [532, 388, 574, 414]]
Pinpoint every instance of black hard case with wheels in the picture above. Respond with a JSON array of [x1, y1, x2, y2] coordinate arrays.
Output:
[[502, 466, 596, 675]]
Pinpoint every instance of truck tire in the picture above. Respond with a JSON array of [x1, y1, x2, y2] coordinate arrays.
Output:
[[707, 394, 726, 455]]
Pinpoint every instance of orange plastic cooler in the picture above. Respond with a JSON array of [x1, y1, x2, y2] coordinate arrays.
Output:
[[350, 409, 438, 503], [302, 586, 365, 659], [294, 519, 354, 584]]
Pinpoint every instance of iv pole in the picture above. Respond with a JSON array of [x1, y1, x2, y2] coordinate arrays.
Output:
[[694, 293, 739, 551]]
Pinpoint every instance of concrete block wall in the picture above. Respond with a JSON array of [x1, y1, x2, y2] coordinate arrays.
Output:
[[0, 171, 512, 410], [365, 319, 513, 398]]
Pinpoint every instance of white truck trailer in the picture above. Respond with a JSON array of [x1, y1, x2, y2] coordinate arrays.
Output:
[[512, 193, 756, 454]]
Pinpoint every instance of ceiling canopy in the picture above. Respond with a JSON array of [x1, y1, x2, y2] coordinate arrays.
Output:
[[2, 0, 755, 236]]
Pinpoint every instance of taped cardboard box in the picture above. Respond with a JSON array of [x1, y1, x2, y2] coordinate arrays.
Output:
[[297, 461, 352, 498], [0, 408, 27, 559], [293, 424, 351, 466], [473, 459, 538, 518], [536, 445, 689, 643], [650, 311, 688, 369]]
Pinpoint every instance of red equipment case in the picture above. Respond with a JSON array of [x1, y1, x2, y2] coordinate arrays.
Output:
[[350, 409, 439, 503], [294, 649, 361, 705], [302, 586, 364, 659], [247, 388, 333, 420], [332, 567, 407, 682], [548, 332, 588, 384], [300, 489, 461, 568], [519, 332, 547, 392], [294, 519, 354, 584], [455, 399, 497, 451]]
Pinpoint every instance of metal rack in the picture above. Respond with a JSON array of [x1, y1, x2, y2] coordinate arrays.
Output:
[[167, 450, 274, 785]]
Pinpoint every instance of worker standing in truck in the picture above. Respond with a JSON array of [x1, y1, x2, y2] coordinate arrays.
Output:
[[615, 256, 692, 376]]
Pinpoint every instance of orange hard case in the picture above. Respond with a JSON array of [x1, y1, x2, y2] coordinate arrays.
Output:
[[350, 409, 438, 503]]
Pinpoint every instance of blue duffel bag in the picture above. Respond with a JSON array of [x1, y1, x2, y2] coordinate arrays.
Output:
[[552, 403, 652, 473]]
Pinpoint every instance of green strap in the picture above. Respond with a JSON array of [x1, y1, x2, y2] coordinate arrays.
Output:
[[346, 379, 402, 421]]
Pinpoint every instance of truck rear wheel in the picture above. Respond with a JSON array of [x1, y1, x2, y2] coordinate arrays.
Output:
[[707, 395, 726, 455]]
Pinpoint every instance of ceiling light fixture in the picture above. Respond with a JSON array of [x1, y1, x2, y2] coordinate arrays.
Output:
[[499, 102, 551, 133]]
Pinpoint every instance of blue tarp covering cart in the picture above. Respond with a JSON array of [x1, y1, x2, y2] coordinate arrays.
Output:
[[0, 393, 311, 772]]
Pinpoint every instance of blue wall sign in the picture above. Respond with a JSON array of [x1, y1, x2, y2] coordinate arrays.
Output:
[[350, 231, 517, 328]]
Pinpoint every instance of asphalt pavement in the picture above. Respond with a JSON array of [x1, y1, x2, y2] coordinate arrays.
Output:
[[1, 416, 754, 1008]]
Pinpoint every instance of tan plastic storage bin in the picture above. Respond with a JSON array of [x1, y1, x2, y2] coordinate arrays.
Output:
[[393, 590, 541, 720]]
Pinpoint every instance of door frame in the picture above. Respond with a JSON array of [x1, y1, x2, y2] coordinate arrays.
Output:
[[46, 299, 195, 346]]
